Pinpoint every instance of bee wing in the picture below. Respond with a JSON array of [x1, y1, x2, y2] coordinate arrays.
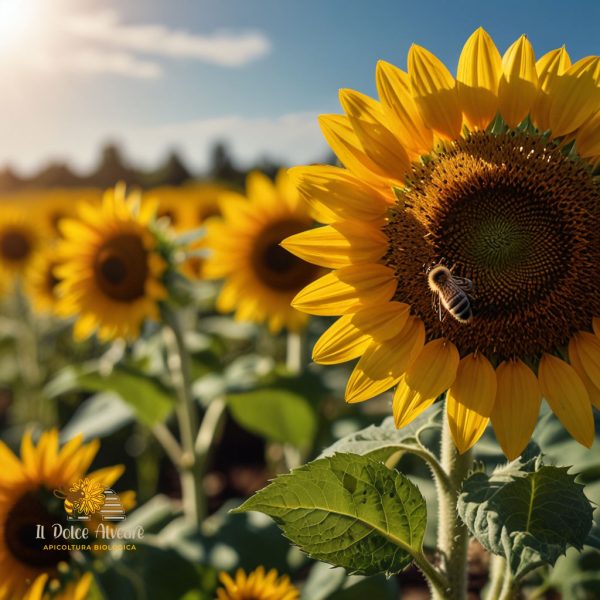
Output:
[[453, 276, 473, 291]]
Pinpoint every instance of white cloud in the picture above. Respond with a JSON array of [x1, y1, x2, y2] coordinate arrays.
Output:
[[65, 10, 271, 68]]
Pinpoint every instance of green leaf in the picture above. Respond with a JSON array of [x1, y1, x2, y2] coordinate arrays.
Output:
[[233, 453, 427, 576], [458, 464, 593, 579], [227, 388, 317, 449], [320, 410, 441, 464], [47, 365, 174, 426]]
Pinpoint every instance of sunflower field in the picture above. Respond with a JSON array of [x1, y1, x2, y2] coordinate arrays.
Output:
[[3, 19, 600, 600]]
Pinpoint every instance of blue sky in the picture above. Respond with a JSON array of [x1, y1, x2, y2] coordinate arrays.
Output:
[[1, 0, 600, 175]]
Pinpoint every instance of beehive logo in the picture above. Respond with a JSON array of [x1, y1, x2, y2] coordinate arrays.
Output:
[[54, 478, 127, 522]]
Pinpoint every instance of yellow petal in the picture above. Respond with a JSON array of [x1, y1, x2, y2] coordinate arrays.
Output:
[[447, 353, 497, 453], [408, 44, 462, 140], [549, 56, 600, 137], [393, 338, 460, 428], [457, 27, 502, 131], [498, 35, 538, 128], [594, 317, 600, 337], [490, 359, 541, 460], [569, 335, 600, 410], [538, 353, 594, 448], [376, 60, 433, 157], [345, 317, 425, 403], [281, 222, 387, 269], [339, 89, 411, 178], [291, 264, 397, 316], [568, 332, 600, 392], [318, 114, 391, 188], [288, 165, 390, 224], [313, 302, 409, 364], [532, 47, 571, 132], [246, 170, 277, 206], [575, 109, 600, 159]]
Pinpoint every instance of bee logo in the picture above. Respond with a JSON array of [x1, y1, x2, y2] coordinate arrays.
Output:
[[54, 478, 126, 522], [427, 263, 473, 324]]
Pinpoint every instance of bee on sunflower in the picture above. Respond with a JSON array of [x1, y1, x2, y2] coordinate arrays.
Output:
[[55, 183, 170, 342], [283, 28, 600, 459], [0, 430, 131, 600], [203, 170, 321, 333], [216, 567, 299, 600]]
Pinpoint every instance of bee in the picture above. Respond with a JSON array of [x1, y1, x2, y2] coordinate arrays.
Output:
[[54, 487, 87, 519], [427, 263, 473, 324]]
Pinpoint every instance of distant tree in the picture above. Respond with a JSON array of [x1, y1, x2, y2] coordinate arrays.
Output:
[[208, 141, 244, 186], [141, 150, 193, 188], [0, 165, 24, 191], [87, 143, 137, 188], [30, 162, 81, 188]]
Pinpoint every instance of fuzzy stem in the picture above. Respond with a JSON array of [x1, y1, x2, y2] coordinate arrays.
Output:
[[164, 309, 204, 527], [432, 401, 473, 600], [485, 555, 508, 600]]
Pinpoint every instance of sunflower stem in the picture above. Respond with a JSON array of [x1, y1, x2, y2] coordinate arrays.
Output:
[[286, 330, 305, 374], [432, 401, 473, 600], [163, 308, 204, 528], [485, 555, 508, 600]]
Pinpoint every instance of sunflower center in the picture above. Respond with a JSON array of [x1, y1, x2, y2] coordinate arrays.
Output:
[[94, 233, 149, 302], [0, 230, 31, 262], [4, 490, 70, 568], [252, 219, 320, 291], [385, 131, 600, 360]]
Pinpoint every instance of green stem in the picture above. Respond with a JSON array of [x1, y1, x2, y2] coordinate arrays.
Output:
[[498, 563, 516, 600], [164, 309, 204, 528], [485, 556, 508, 600], [432, 400, 473, 600], [195, 396, 228, 475], [286, 331, 305, 374]]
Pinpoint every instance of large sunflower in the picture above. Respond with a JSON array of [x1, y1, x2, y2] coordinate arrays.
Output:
[[55, 184, 168, 342], [283, 28, 600, 459], [0, 430, 125, 599], [216, 567, 299, 600], [204, 171, 320, 333]]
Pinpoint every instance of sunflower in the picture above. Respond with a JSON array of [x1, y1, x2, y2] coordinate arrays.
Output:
[[25, 249, 62, 315], [55, 184, 168, 342], [0, 206, 43, 282], [204, 171, 320, 332], [23, 573, 93, 600], [283, 28, 600, 459], [0, 430, 125, 600], [216, 567, 299, 600], [151, 187, 196, 233]]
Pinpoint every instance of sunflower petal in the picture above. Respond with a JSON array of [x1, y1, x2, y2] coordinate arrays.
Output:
[[575, 109, 600, 160], [569, 335, 600, 410], [281, 222, 387, 269], [291, 264, 397, 316], [490, 359, 541, 460], [532, 47, 571, 132], [538, 353, 594, 447], [376, 60, 433, 156], [549, 56, 600, 137], [447, 353, 497, 453], [345, 317, 424, 403], [457, 27, 502, 131], [408, 44, 462, 140], [498, 35, 538, 128]]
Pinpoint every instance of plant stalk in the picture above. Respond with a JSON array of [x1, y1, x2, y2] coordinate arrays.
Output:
[[432, 400, 473, 600]]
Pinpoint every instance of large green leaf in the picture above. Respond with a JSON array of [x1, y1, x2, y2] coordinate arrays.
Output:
[[458, 464, 593, 579], [233, 453, 427, 576], [227, 388, 317, 449], [47, 365, 174, 426]]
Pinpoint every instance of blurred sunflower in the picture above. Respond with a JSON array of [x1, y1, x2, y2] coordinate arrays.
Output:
[[35, 190, 101, 239], [25, 250, 62, 315], [56, 184, 168, 342], [23, 572, 93, 600], [216, 567, 299, 600], [152, 187, 196, 233], [284, 28, 600, 458], [204, 171, 320, 333], [0, 430, 126, 599], [0, 208, 43, 282]]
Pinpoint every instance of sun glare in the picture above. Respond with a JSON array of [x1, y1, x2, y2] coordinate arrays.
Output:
[[0, 0, 36, 47]]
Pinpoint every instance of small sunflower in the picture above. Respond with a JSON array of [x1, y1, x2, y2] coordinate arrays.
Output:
[[204, 171, 321, 333], [25, 249, 62, 315], [0, 430, 125, 600], [55, 184, 168, 342], [284, 28, 600, 459], [0, 206, 43, 281], [216, 567, 299, 600], [152, 187, 196, 233], [23, 572, 93, 600]]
